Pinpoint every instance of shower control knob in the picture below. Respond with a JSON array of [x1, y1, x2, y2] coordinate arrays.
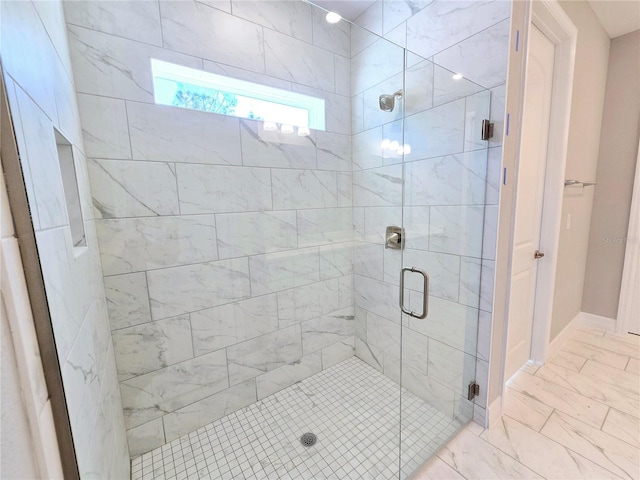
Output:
[[385, 226, 404, 250]]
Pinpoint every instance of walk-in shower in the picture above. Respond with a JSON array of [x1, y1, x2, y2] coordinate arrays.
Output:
[[3, 0, 510, 477], [379, 89, 403, 112]]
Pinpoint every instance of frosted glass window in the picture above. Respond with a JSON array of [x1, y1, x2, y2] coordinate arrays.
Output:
[[151, 59, 325, 132]]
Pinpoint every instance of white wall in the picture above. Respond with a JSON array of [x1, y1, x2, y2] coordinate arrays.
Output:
[[550, 0, 610, 340], [0, 1, 129, 477], [582, 29, 640, 320]]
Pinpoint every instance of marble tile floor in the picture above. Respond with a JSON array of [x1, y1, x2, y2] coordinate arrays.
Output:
[[132, 357, 461, 480], [415, 327, 640, 479]]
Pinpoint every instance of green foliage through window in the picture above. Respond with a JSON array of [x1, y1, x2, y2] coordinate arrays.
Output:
[[172, 83, 239, 115]]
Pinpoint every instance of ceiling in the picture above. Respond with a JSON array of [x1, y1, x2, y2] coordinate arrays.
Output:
[[311, 0, 376, 21], [587, 0, 639, 38], [312, 0, 639, 39]]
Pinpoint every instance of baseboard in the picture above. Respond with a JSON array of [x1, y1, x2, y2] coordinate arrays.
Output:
[[579, 312, 617, 332], [546, 312, 581, 361]]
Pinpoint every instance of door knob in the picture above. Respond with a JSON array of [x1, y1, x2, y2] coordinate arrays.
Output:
[[534, 250, 545, 259]]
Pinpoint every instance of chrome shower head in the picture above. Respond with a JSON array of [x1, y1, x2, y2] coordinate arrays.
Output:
[[379, 89, 403, 112]]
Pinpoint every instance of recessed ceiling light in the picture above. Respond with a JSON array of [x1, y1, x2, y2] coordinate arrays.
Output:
[[263, 121, 277, 131], [326, 11, 342, 24], [452, 73, 464, 80], [280, 124, 294, 134]]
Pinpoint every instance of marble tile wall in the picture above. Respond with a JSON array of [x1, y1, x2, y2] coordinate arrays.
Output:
[[63, 0, 355, 457], [1, 0, 129, 477], [60, 0, 509, 459], [348, 0, 510, 427]]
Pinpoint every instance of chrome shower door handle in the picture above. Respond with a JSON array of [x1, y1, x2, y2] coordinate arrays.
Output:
[[399, 267, 430, 319]]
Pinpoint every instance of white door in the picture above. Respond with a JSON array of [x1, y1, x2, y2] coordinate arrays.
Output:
[[621, 140, 640, 336], [504, 25, 556, 381]]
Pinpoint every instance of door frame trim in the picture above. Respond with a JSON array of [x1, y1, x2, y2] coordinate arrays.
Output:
[[494, 0, 577, 396], [525, 0, 577, 366], [617, 139, 640, 334]]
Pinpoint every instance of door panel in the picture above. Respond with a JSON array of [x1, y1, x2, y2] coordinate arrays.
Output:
[[505, 25, 556, 380]]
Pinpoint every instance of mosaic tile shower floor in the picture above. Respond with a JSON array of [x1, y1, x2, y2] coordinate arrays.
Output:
[[131, 357, 461, 480]]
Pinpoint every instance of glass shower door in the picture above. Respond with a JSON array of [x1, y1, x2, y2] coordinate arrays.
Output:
[[398, 53, 492, 477], [350, 19, 406, 479]]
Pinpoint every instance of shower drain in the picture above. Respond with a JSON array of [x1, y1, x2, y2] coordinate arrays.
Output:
[[300, 432, 317, 447]]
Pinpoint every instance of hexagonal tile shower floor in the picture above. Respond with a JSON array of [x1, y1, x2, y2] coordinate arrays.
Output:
[[131, 357, 461, 480]]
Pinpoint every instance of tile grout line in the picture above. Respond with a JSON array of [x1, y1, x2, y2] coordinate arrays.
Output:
[[537, 407, 555, 433], [599, 406, 612, 431]]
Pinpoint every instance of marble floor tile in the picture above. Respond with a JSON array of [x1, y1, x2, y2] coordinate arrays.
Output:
[[437, 428, 542, 479], [502, 386, 553, 431], [507, 371, 609, 429], [419, 327, 639, 480], [541, 411, 640, 479], [580, 360, 640, 393], [536, 360, 640, 420], [573, 330, 640, 359], [414, 456, 465, 479], [464, 420, 486, 437], [560, 338, 630, 370], [481, 415, 621, 479], [605, 331, 640, 346], [602, 408, 640, 448], [549, 349, 588, 372], [579, 328, 606, 337]]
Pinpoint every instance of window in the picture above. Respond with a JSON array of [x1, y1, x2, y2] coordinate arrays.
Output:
[[55, 130, 86, 249], [151, 59, 325, 133]]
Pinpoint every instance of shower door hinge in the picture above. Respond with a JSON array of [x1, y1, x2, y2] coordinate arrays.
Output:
[[481, 119, 494, 140], [467, 381, 480, 401]]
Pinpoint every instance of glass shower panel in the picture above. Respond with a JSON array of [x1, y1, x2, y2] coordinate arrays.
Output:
[[350, 17, 406, 480], [399, 55, 492, 478], [72, 0, 494, 473]]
